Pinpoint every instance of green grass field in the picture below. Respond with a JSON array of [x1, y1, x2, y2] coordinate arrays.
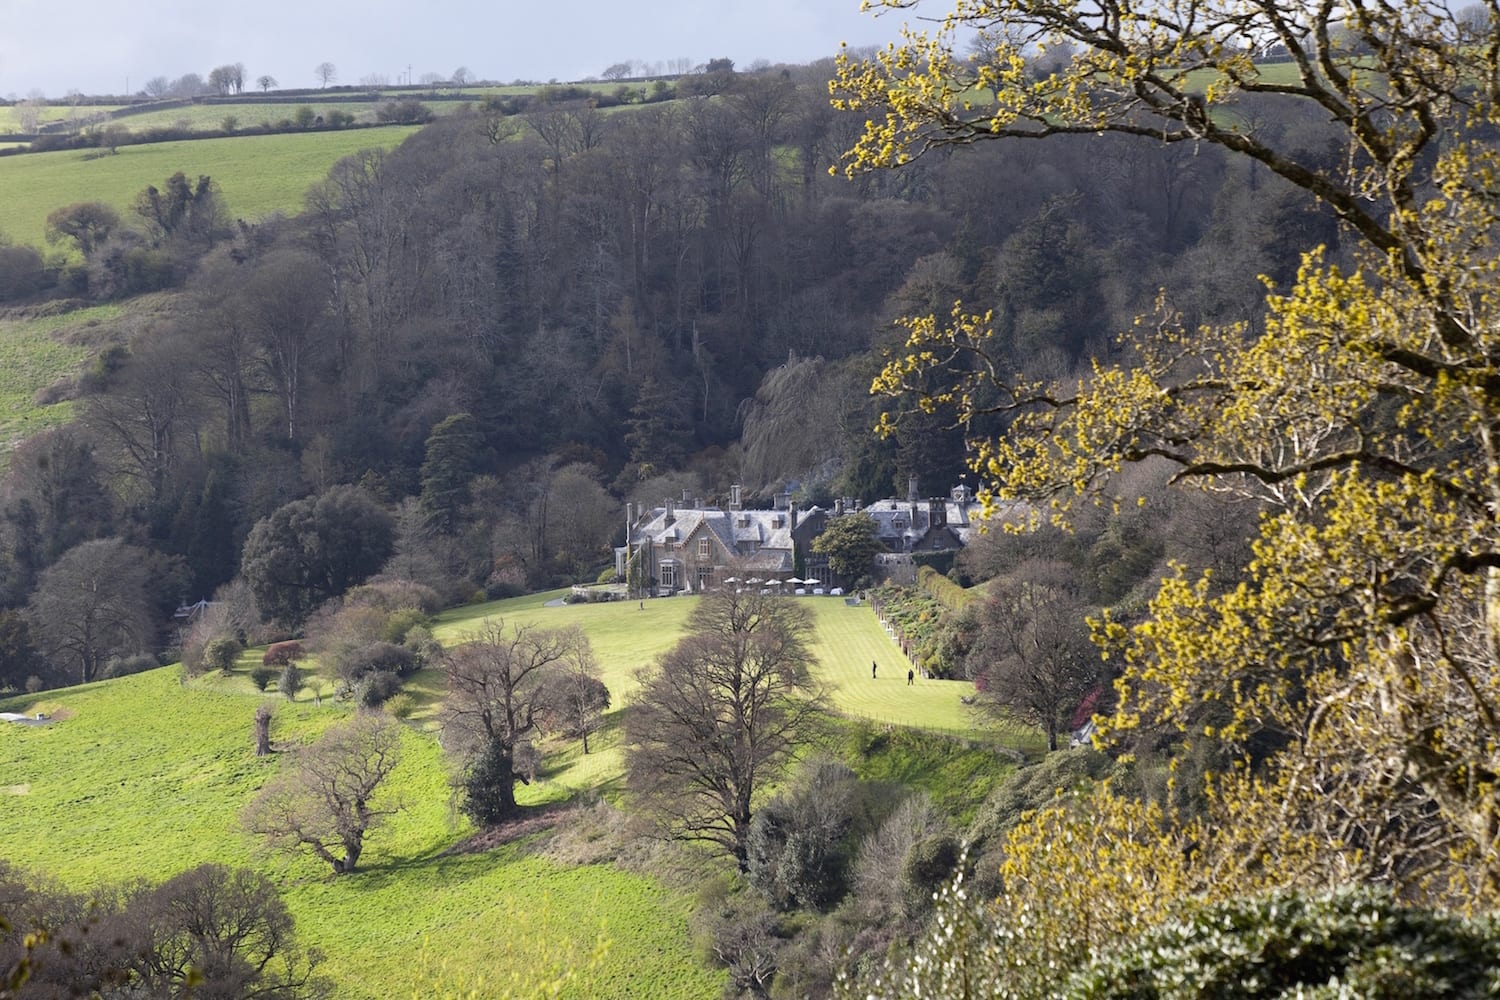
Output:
[[111, 102, 473, 133], [0, 127, 418, 250], [0, 303, 118, 459], [0, 590, 1016, 996], [0, 665, 719, 998], [433, 591, 994, 735], [0, 105, 123, 132]]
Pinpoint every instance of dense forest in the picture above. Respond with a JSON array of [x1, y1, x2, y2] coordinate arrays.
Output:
[[0, 59, 1328, 688]]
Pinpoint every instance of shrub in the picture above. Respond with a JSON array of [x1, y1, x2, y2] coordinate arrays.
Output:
[[345, 579, 443, 614], [1063, 885, 1500, 999], [293, 106, 315, 128], [402, 625, 441, 668], [918, 566, 972, 611], [357, 670, 403, 708], [747, 761, 864, 912], [900, 833, 961, 919], [202, 636, 244, 674], [384, 692, 415, 719], [250, 666, 277, 692], [460, 740, 523, 825], [338, 641, 419, 682], [263, 640, 303, 667], [103, 653, 158, 679], [376, 99, 433, 124], [277, 663, 304, 701], [382, 607, 430, 645]]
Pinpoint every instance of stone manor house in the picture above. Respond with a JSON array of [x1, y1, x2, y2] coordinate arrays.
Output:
[[616, 479, 989, 596]]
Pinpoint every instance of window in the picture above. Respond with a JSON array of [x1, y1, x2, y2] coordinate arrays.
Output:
[[660, 562, 677, 588], [698, 538, 712, 560]]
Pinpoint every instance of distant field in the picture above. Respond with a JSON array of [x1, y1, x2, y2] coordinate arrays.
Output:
[[0, 126, 419, 249], [0, 303, 119, 461], [113, 101, 473, 133], [0, 105, 122, 131]]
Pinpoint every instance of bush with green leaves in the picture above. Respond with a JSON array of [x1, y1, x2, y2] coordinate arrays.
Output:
[[357, 670, 403, 708], [1064, 885, 1500, 999], [341, 641, 419, 681], [844, 881, 1500, 1000], [381, 607, 430, 646], [277, 662, 304, 701], [200, 637, 243, 674], [459, 739, 540, 826], [747, 761, 864, 913], [249, 666, 277, 692]]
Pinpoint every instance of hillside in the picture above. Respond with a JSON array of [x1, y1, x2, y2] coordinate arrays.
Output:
[[0, 127, 419, 250], [0, 590, 1010, 997]]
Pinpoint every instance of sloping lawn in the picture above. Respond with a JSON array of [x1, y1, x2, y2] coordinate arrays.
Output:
[[0, 668, 720, 998]]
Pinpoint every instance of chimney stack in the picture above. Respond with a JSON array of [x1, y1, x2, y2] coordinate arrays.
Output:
[[907, 475, 919, 503], [730, 484, 742, 511]]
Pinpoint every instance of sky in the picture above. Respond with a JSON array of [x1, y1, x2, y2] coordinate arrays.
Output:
[[1, 0, 911, 99]]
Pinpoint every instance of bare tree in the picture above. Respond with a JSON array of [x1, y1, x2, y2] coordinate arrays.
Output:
[[442, 621, 592, 822], [242, 713, 402, 874], [966, 560, 1101, 751], [543, 644, 609, 753], [314, 62, 337, 88], [257, 74, 278, 92], [451, 66, 471, 87], [27, 538, 154, 685], [208, 65, 237, 96], [625, 587, 827, 869], [123, 864, 325, 998]]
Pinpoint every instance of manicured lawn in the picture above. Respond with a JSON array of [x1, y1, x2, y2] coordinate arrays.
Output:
[[436, 590, 1007, 737], [0, 127, 418, 250]]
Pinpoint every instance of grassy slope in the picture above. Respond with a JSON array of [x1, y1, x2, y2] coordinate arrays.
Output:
[[0, 304, 115, 456], [0, 127, 418, 250], [0, 592, 1014, 997], [0, 666, 719, 999]]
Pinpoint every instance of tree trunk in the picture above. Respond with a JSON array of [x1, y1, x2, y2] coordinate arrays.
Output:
[[254, 705, 272, 756]]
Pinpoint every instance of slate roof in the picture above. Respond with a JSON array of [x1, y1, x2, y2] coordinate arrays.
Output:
[[628, 504, 810, 574]]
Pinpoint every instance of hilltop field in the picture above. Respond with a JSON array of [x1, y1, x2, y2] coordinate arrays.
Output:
[[0, 589, 1020, 998], [0, 127, 419, 251]]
